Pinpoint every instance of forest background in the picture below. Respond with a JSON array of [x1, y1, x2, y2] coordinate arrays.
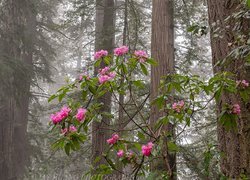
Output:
[[0, 0, 249, 179]]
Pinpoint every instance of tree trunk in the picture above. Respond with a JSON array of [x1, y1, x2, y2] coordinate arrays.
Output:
[[0, 0, 35, 179], [207, 0, 250, 178], [113, 1, 128, 179], [91, 0, 115, 178], [150, 0, 176, 179]]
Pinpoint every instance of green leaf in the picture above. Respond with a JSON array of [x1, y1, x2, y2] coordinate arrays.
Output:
[[94, 59, 101, 67], [214, 87, 223, 102], [101, 112, 114, 119], [121, 63, 128, 74], [64, 143, 71, 156], [103, 57, 111, 65], [133, 80, 144, 88], [247, 0, 250, 8], [71, 140, 80, 150], [187, 24, 198, 32], [189, 93, 194, 101], [58, 92, 66, 102], [167, 141, 179, 152], [172, 82, 182, 93], [185, 117, 191, 126], [52, 139, 65, 150], [187, 109, 193, 115], [203, 84, 213, 95], [219, 112, 237, 131], [159, 116, 169, 125], [78, 134, 87, 142], [48, 94, 57, 102], [239, 90, 250, 102], [134, 142, 142, 151], [82, 90, 88, 101], [146, 58, 158, 66], [140, 63, 148, 75], [152, 96, 165, 109], [137, 131, 145, 140], [89, 85, 97, 95], [94, 156, 101, 164]]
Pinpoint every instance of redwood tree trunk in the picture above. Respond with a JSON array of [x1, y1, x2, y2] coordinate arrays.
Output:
[[207, 0, 250, 178], [0, 0, 35, 179], [150, 0, 176, 179], [91, 0, 115, 176]]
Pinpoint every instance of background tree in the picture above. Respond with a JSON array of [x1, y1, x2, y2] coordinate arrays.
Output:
[[0, 0, 57, 179], [150, 0, 176, 179], [92, 0, 115, 172]]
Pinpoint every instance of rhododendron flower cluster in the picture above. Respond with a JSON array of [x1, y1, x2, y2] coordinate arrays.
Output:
[[172, 100, 185, 113], [107, 134, 119, 145], [114, 46, 129, 56], [79, 75, 83, 81], [117, 150, 124, 157], [98, 67, 116, 84], [61, 125, 77, 135], [141, 142, 154, 156], [79, 74, 90, 81], [76, 108, 87, 122], [51, 106, 71, 124], [236, 80, 249, 88], [69, 125, 77, 132], [134, 50, 148, 63], [99, 66, 110, 75], [94, 50, 108, 60], [232, 104, 241, 115]]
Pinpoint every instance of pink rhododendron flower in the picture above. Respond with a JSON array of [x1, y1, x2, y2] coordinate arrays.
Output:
[[236, 80, 249, 88], [79, 74, 90, 81], [51, 106, 71, 124], [242, 80, 249, 87], [76, 108, 87, 121], [112, 134, 119, 140], [117, 150, 124, 157], [142, 142, 154, 156], [61, 125, 77, 136], [61, 128, 68, 135], [99, 75, 111, 84], [107, 138, 116, 145], [99, 67, 110, 75], [98, 67, 116, 84], [51, 112, 63, 124], [107, 133, 119, 145], [134, 50, 148, 63], [94, 50, 108, 60], [79, 75, 83, 81], [232, 104, 241, 115], [69, 125, 77, 132], [172, 100, 185, 113], [60, 106, 71, 119], [108, 72, 116, 78], [114, 46, 129, 56]]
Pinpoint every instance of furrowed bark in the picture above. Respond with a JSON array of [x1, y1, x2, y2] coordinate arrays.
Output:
[[207, 0, 250, 178], [150, 0, 176, 179]]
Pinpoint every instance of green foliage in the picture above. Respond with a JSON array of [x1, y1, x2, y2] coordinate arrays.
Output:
[[187, 24, 208, 36], [48, 48, 249, 178], [247, 0, 250, 8]]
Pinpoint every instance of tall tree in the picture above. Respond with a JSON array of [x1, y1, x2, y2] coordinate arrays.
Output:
[[92, 0, 115, 172], [150, 0, 176, 179], [207, 0, 250, 178], [0, 0, 36, 179]]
